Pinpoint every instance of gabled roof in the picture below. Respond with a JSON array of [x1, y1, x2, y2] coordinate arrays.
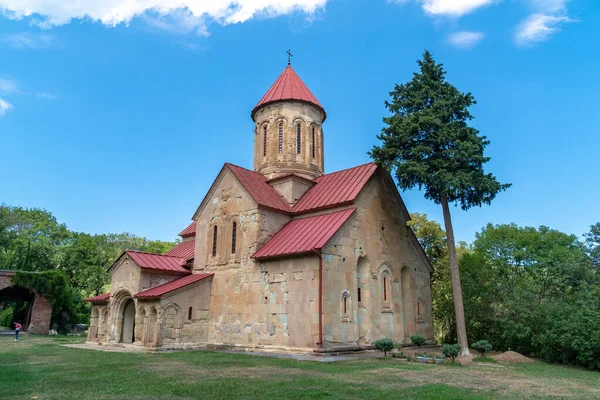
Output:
[[123, 251, 189, 275], [226, 163, 292, 213], [292, 163, 377, 214], [252, 66, 325, 120], [165, 240, 195, 260], [134, 273, 213, 300], [253, 208, 356, 260], [178, 222, 196, 238], [84, 292, 110, 304], [193, 163, 292, 220]]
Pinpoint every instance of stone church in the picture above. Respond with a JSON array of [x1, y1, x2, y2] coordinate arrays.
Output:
[[85, 63, 434, 352]]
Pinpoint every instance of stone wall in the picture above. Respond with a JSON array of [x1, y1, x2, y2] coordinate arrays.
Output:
[[0, 271, 52, 335], [252, 101, 325, 180], [318, 172, 434, 349]]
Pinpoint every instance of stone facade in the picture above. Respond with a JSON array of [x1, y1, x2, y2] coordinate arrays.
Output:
[[0, 270, 52, 335], [86, 65, 434, 352]]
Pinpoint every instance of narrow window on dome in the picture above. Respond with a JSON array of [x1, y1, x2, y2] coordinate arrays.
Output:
[[212, 226, 218, 257], [312, 127, 316, 158], [278, 123, 283, 154], [231, 221, 237, 254], [296, 123, 301, 154], [263, 126, 267, 157]]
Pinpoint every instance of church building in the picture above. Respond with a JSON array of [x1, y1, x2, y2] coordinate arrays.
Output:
[[85, 63, 434, 352]]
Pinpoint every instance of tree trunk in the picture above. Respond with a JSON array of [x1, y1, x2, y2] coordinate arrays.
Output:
[[440, 195, 471, 357]]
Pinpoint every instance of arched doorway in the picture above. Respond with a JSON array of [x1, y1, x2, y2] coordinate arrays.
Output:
[[121, 299, 136, 344], [357, 256, 372, 345], [0, 285, 35, 332], [401, 266, 415, 341]]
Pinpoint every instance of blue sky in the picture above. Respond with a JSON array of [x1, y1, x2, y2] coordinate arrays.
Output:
[[0, 0, 598, 244]]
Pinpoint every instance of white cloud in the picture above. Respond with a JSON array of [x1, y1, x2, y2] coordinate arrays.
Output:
[[0, 78, 19, 94], [0, 1, 328, 35], [448, 31, 485, 48], [35, 92, 57, 100], [0, 97, 14, 116], [390, 0, 497, 17], [515, 13, 572, 45], [530, 0, 569, 14], [1, 32, 60, 49]]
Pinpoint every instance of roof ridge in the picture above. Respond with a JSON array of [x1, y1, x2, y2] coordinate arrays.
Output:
[[125, 250, 183, 259], [320, 162, 376, 177]]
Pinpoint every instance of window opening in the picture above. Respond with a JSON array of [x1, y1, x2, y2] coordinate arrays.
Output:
[[312, 127, 316, 158], [263, 126, 267, 157], [231, 221, 237, 254], [188, 307, 193, 320], [296, 123, 301, 154], [358, 287, 362, 303], [278, 123, 283, 154], [212, 226, 218, 257]]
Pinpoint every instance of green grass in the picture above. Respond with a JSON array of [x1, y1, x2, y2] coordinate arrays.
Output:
[[1, 336, 599, 400]]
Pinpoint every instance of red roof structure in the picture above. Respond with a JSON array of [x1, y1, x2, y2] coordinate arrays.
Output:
[[178, 222, 196, 238], [252, 66, 325, 120], [227, 163, 292, 213], [292, 163, 377, 214], [84, 292, 110, 303], [165, 240, 195, 260], [253, 208, 356, 260], [125, 251, 189, 275], [135, 273, 213, 299]]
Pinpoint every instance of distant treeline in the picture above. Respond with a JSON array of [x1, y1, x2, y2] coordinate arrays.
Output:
[[410, 213, 600, 370], [0, 205, 177, 330]]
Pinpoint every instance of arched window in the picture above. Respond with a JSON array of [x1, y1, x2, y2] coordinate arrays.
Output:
[[383, 276, 387, 302], [311, 127, 316, 158], [231, 221, 237, 254], [341, 290, 351, 322], [188, 307, 193, 321], [263, 125, 267, 157], [212, 226, 218, 257], [296, 123, 301, 154], [278, 122, 283, 154], [343, 296, 348, 314], [357, 287, 362, 303]]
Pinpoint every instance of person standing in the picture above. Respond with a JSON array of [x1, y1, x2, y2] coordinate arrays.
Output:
[[14, 321, 22, 341]]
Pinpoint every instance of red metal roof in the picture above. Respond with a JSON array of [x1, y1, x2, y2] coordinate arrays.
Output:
[[252, 66, 325, 120], [126, 251, 189, 275], [178, 222, 196, 238], [227, 163, 292, 213], [84, 292, 110, 303], [292, 163, 377, 214], [134, 273, 213, 299], [253, 208, 356, 260], [165, 240, 195, 260]]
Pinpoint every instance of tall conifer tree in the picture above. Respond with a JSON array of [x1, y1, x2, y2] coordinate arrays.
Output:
[[370, 50, 510, 356]]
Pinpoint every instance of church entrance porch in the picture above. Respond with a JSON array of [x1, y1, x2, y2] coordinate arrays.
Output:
[[121, 299, 135, 344]]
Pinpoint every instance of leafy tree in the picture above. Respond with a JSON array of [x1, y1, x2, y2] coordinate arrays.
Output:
[[370, 50, 511, 356], [472, 340, 492, 356], [374, 338, 395, 357], [410, 335, 426, 347], [585, 223, 600, 269]]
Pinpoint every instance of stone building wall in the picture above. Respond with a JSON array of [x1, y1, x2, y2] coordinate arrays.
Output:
[[318, 172, 434, 349], [252, 102, 325, 180]]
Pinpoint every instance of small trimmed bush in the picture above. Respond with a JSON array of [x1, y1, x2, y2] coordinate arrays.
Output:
[[410, 335, 426, 347], [472, 340, 493, 356], [442, 344, 460, 362], [374, 338, 395, 357]]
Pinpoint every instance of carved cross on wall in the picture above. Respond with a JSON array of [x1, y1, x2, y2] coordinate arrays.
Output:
[[286, 49, 293, 65]]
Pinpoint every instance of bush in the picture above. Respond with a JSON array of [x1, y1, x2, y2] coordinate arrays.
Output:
[[442, 344, 460, 361], [374, 338, 395, 357], [410, 335, 426, 347], [0, 306, 14, 328], [473, 356, 497, 363], [472, 340, 493, 356]]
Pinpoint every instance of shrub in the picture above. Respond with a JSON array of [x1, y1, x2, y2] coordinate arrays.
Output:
[[473, 356, 498, 363], [472, 340, 493, 356], [410, 335, 426, 347], [374, 338, 395, 357], [0, 306, 14, 328], [442, 344, 460, 361]]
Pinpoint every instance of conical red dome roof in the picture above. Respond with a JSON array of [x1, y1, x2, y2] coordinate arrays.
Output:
[[252, 66, 325, 120]]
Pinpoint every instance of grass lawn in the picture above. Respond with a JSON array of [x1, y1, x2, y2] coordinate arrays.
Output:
[[1, 336, 599, 400]]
